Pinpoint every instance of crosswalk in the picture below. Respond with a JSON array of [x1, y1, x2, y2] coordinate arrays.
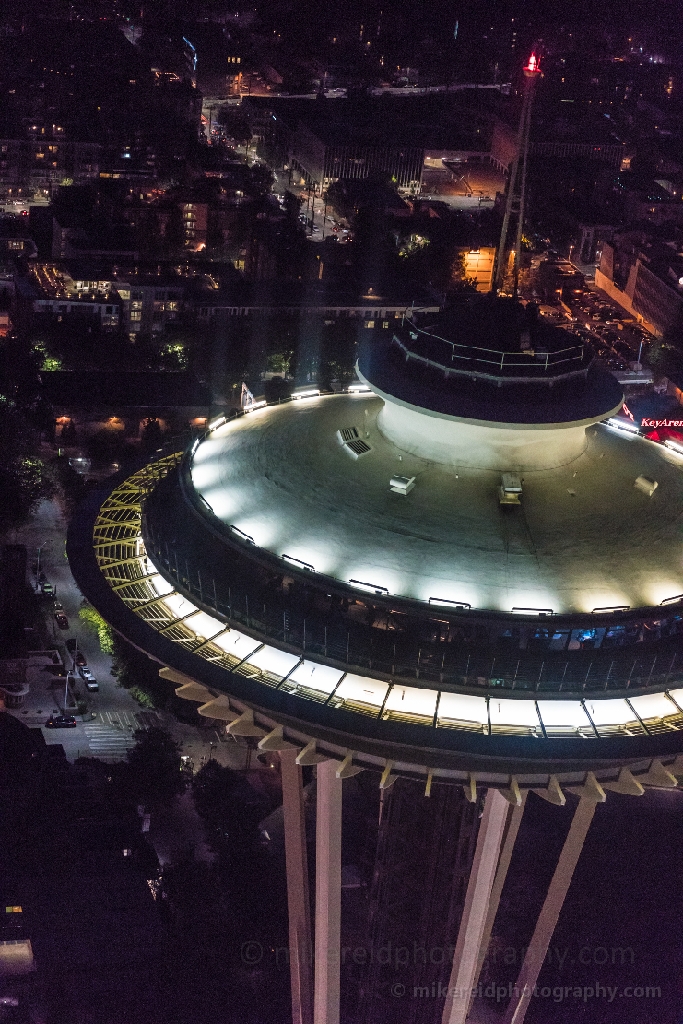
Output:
[[134, 710, 164, 730], [101, 710, 136, 729], [83, 710, 165, 759], [83, 722, 136, 759]]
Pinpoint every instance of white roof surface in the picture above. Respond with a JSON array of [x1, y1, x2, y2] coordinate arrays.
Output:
[[191, 394, 683, 616]]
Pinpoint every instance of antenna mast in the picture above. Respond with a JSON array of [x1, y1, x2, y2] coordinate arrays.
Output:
[[493, 51, 543, 297]]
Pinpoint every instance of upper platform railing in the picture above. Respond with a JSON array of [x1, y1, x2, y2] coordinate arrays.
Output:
[[393, 324, 591, 384]]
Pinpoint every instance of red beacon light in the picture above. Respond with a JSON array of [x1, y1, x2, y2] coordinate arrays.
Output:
[[524, 52, 543, 76]]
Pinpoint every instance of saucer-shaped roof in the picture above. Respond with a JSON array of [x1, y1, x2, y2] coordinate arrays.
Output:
[[190, 394, 683, 616]]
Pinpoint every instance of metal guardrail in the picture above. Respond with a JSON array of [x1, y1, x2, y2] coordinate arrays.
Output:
[[393, 327, 590, 383]]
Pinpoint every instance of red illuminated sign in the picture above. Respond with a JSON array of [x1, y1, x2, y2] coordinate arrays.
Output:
[[641, 418, 683, 428]]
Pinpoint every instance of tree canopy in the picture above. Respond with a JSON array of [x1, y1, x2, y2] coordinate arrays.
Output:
[[0, 341, 52, 534]]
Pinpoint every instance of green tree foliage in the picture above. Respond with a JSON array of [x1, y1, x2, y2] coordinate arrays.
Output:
[[78, 604, 114, 654], [111, 633, 171, 704], [0, 336, 53, 532], [0, 397, 52, 534]]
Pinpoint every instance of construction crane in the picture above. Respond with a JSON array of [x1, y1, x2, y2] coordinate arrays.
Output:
[[493, 50, 543, 296]]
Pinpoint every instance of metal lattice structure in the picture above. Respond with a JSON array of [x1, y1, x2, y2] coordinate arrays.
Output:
[[493, 54, 543, 297], [92, 452, 299, 686]]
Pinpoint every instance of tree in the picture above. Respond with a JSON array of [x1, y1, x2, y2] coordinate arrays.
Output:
[[60, 420, 77, 445], [141, 417, 163, 448], [264, 375, 292, 403], [126, 727, 184, 805], [192, 761, 267, 868], [247, 163, 275, 196], [216, 108, 252, 148], [0, 399, 52, 535]]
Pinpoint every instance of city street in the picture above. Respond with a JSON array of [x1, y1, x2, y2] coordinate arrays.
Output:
[[7, 494, 248, 769]]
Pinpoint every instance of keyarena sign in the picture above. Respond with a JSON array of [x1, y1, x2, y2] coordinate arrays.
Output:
[[641, 419, 683, 428]]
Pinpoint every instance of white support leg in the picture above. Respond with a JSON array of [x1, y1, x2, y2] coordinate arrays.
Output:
[[476, 795, 527, 981], [313, 759, 343, 1024], [280, 748, 314, 1024], [442, 788, 510, 1024], [501, 798, 597, 1024]]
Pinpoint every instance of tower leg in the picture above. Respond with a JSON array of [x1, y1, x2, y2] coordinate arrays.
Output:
[[313, 760, 343, 1024], [476, 795, 527, 981], [280, 748, 314, 1024], [441, 788, 510, 1024], [501, 798, 597, 1024]]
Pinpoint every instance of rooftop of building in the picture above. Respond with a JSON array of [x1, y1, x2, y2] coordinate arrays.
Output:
[[66, 450, 683, 780], [189, 394, 683, 618], [616, 173, 680, 203], [250, 94, 491, 151], [195, 280, 440, 309]]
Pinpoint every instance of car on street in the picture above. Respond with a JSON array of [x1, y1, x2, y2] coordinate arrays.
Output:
[[53, 601, 69, 629], [41, 582, 55, 597], [78, 666, 98, 690], [45, 715, 77, 728]]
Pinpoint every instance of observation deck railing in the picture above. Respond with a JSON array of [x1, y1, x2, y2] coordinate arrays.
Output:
[[393, 326, 589, 383]]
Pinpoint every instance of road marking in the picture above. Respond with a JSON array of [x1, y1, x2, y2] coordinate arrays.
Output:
[[104, 710, 135, 727], [83, 723, 135, 758]]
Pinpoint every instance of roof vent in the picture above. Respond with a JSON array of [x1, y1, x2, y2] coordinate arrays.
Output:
[[337, 426, 372, 458], [390, 475, 416, 495], [499, 473, 522, 505], [634, 475, 657, 497]]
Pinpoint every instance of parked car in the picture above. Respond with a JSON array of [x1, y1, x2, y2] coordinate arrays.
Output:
[[78, 666, 98, 691], [53, 603, 69, 629], [45, 715, 77, 728], [66, 638, 86, 666]]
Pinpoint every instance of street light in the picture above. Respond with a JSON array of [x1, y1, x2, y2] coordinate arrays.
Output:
[[35, 543, 46, 590]]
